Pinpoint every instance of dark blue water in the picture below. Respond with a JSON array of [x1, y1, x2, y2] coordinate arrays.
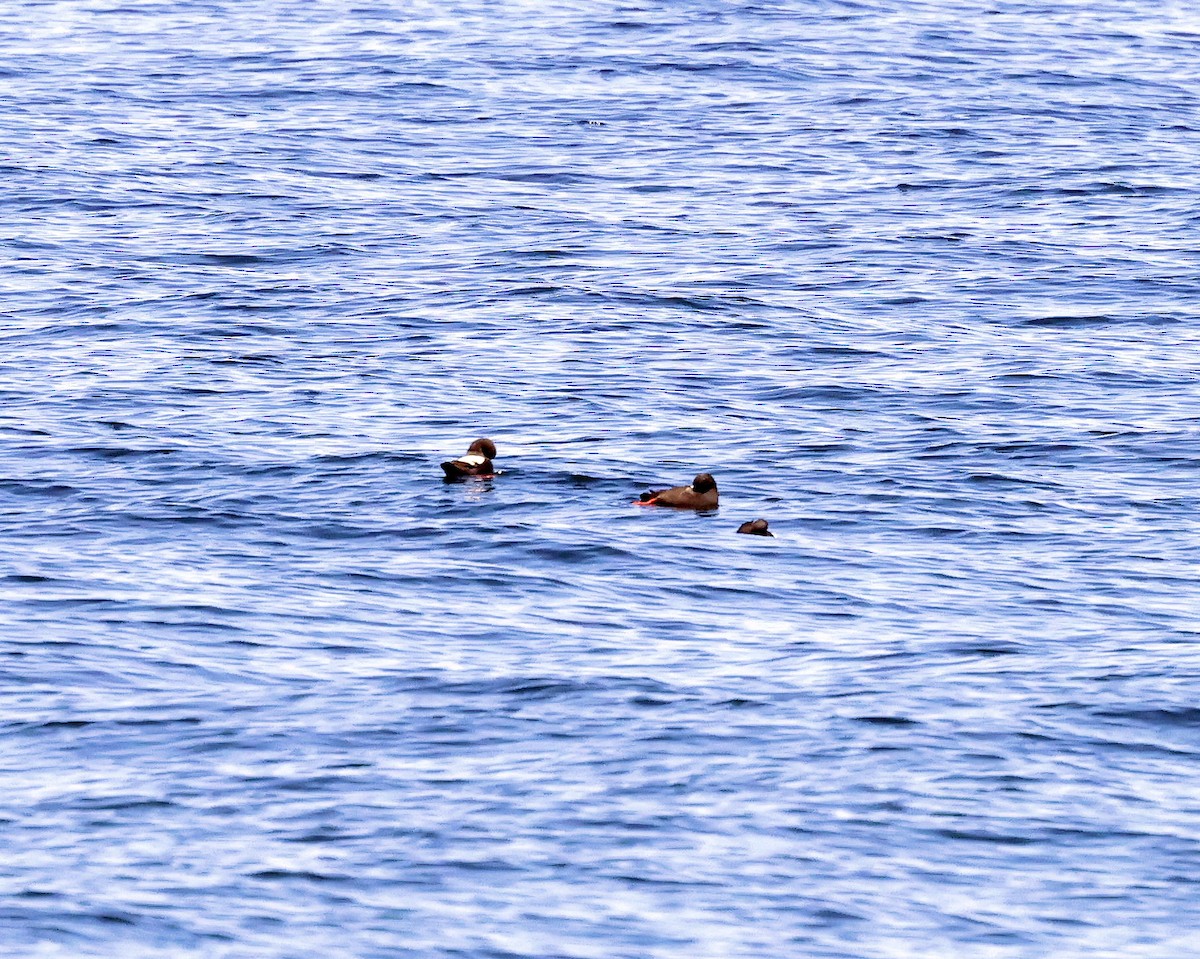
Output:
[[3, 1, 1200, 956]]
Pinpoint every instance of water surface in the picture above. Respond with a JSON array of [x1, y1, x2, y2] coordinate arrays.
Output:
[[2, 1, 1200, 956]]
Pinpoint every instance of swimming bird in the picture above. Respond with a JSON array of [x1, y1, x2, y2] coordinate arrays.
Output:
[[441, 438, 497, 478], [736, 518, 773, 536], [635, 472, 718, 510]]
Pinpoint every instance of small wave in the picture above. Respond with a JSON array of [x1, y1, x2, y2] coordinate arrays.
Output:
[[967, 472, 1056, 488], [1096, 707, 1200, 727], [1007, 181, 1183, 198], [854, 716, 920, 726], [248, 869, 350, 883], [496, 171, 590, 184], [1023, 314, 1118, 328], [641, 60, 739, 74], [311, 451, 424, 467], [65, 446, 177, 460], [808, 346, 885, 357], [0, 482, 79, 497], [935, 829, 1036, 845], [505, 284, 562, 295], [172, 253, 271, 266], [757, 384, 883, 403]]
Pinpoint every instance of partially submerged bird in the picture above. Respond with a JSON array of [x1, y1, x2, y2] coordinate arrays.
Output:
[[635, 472, 718, 510], [736, 518, 773, 537], [441, 438, 497, 478]]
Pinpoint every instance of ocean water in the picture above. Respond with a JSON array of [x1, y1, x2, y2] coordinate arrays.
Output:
[[2, 1, 1200, 956]]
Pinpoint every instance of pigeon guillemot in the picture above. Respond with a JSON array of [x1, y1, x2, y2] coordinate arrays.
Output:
[[441, 438, 497, 478], [635, 472, 718, 510]]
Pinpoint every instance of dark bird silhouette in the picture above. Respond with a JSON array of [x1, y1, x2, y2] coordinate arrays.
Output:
[[441, 438, 497, 478], [635, 473, 718, 510]]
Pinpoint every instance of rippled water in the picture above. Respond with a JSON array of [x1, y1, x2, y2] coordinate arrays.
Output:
[[3, 1, 1200, 956]]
